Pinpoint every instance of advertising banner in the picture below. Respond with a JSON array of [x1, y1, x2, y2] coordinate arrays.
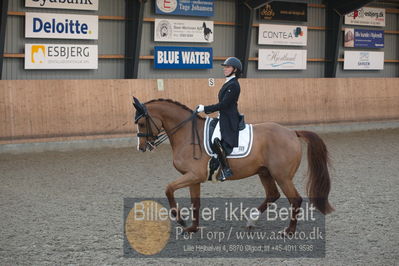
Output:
[[258, 24, 307, 46], [25, 12, 98, 39], [344, 28, 384, 48], [258, 1, 307, 22], [25, 44, 98, 69], [344, 7, 385, 27], [25, 0, 99, 11], [258, 49, 307, 70], [154, 46, 213, 69], [344, 51, 384, 70], [155, 19, 213, 43], [155, 0, 214, 17]]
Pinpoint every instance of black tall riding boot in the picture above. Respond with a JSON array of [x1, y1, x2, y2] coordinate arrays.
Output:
[[212, 138, 233, 181]]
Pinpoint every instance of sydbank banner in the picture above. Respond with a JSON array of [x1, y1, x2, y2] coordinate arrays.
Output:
[[344, 51, 384, 70], [258, 24, 307, 46], [344, 28, 384, 48], [258, 49, 307, 70], [25, 44, 98, 69], [155, 0, 214, 17], [25, 12, 98, 39], [25, 0, 99, 11], [344, 7, 385, 27], [154, 46, 212, 69], [155, 19, 214, 43]]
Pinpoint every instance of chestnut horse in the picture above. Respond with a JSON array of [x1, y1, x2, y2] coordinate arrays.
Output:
[[133, 97, 334, 235]]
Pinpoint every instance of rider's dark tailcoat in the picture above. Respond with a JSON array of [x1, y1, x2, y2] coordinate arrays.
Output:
[[204, 77, 240, 148]]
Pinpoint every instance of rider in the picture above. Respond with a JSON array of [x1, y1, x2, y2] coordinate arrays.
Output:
[[196, 57, 242, 181]]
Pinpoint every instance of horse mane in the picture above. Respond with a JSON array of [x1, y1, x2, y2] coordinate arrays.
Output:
[[145, 98, 205, 120]]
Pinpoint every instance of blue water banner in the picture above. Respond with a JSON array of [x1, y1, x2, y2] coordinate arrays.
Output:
[[155, 0, 214, 17], [154, 46, 213, 69], [344, 28, 384, 48]]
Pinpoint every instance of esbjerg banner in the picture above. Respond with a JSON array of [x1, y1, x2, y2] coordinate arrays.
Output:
[[343, 51, 384, 70], [25, 12, 98, 39], [258, 49, 307, 70], [25, 0, 99, 11], [344, 7, 385, 27], [155, 19, 214, 43], [258, 24, 307, 46], [25, 44, 98, 69]]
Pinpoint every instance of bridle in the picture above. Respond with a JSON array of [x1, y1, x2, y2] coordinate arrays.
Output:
[[135, 104, 202, 159], [135, 109, 167, 151]]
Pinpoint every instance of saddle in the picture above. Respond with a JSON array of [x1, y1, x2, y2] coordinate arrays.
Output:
[[203, 115, 254, 160]]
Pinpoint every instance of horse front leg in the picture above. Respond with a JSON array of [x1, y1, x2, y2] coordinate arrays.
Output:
[[165, 172, 202, 230], [183, 183, 201, 233]]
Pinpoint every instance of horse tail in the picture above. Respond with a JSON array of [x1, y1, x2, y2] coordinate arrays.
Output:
[[295, 130, 334, 214]]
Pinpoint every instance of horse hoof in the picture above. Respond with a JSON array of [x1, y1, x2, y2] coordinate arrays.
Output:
[[177, 219, 187, 227], [183, 226, 199, 233], [246, 225, 255, 231]]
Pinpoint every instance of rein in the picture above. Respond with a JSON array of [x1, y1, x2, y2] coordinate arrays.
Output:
[[139, 110, 202, 160]]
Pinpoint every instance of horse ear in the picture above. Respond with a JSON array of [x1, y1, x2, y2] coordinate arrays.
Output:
[[132, 97, 142, 111], [133, 97, 141, 107]]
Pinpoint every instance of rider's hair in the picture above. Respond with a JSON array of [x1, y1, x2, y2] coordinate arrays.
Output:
[[235, 68, 242, 79]]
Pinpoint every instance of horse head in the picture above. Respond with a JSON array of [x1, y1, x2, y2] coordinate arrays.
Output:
[[132, 97, 163, 152]]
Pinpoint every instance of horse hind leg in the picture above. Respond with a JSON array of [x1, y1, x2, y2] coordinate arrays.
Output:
[[247, 167, 281, 228], [274, 177, 303, 235]]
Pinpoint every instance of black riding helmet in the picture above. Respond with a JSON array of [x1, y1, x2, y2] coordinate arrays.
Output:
[[221, 57, 242, 77], [221, 57, 242, 71]]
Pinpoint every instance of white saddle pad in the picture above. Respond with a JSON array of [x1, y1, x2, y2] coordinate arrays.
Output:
[[203, 117, 253, 158]]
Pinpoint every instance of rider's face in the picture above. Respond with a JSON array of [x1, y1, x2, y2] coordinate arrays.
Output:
[[223, 66, 234, 77]]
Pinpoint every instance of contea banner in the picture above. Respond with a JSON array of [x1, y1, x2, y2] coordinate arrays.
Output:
[[25, 44, 98, 69], [258, 49, 307, 70], [25, 12, 98, 39], [155, 0, 214, 17], [344, 7, 385, 27], [258, 24, 307, 46], [25, 0, 99, 11], [344, 51, 384, 70], [155, 19, 214, 43], [154, 46, 213, 69], [344, 28, 384, 48]]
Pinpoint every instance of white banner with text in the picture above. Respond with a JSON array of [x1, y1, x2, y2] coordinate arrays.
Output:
[[258, 49, 307, 70], [25, 44, 98, 69]]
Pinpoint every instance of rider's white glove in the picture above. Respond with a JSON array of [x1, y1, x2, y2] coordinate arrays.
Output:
[[196, 104, 205, 113]]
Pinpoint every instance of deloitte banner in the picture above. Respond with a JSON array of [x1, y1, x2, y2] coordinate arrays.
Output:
[[344, 51, 384, 70], [25, 12, 98, 39], [258, 49, 307, 70], [344, 7, 385, 27], [25, 44, 98, 69], [154, 46, 212, 69], [155, 19, 213, 43], [25, 0, 99, 11], [155, 0, 214, 17], [344, 28, 384, 48], [258, 24, 307, 46]]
